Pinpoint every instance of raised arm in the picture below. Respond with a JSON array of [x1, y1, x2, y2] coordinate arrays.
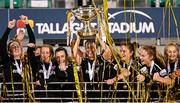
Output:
[[1, 20, 16, 60], [20, 15, 36, 60], [73, 35, 82, 65], [96, 33, 111, 61], [20, 15, 37, 79], [96, 33, 106, 50], [20, 15, 35, 44]]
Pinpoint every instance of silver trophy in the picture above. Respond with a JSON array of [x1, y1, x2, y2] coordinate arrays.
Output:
[[72, 6, 98, 37]]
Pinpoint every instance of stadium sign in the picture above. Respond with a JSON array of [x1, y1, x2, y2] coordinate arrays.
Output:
[[107, 10, 155, 34], [35, 9, 155, 35], [0, 8, 179, 39]]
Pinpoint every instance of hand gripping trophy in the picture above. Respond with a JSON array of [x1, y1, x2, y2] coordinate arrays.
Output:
[[72, 5, 98, 37], [67, 5, 101, 45]]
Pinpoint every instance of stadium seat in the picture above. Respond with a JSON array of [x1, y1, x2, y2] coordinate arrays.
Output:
[[0, 0, 4, 8], [0, 0, 23, 8], [27, 0, 52, 8], [4, 0, 23, 8], [150, 0, 166, 7], [176, 0, 180, 6]]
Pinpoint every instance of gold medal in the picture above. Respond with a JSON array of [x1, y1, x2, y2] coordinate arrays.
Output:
[[123, 84, 127, 89]]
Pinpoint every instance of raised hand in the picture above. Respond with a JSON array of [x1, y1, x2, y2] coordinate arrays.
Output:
[[8, 19, 16, 29], [27, 43, 36, 48], [19, 15, 28, 24]]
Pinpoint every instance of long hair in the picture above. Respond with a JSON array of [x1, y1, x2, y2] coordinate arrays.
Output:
[[8, 39, 24, 59], [141, 45, 166, 68]]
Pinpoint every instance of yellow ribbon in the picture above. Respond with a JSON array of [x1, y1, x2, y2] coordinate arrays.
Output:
[[72, 58, 83, 103], [92, 0, 139, 102], [67, 10, 74, 45], [67, 10, 82, 102]]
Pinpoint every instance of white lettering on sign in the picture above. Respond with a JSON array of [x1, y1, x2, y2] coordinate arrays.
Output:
[[36, 22, 154, 34], [35, 10, 155, 35]]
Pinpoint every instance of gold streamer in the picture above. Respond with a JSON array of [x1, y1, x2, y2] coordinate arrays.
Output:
[[67, 10, 73, 28], [67, 10, 82, 103], [165, 0, 170, 45], [164, 1, 179, 100], [2, 66, 8, 99], [170, 3, 179, 40], [92, 0, 139, 102], [72, 58, 83, 103], [100, 60, 106, 102], [10, 66, 15, 100], [22, 65, 25, 102], [28, 64, 35, 102], [67, 10, 74, 45], [25, 63, 35, 102]]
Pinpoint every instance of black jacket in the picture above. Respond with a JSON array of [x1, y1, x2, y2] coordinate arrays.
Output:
[[1, 24, 35, 90]]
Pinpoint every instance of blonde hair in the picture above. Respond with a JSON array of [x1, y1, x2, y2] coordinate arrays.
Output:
[[41, 44, 54, 57], [8, 39, 24, 61], [164, 42, 179, 61]]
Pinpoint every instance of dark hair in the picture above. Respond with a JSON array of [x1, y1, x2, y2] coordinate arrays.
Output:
[[55, 47, 68, 58], [141, 45, 166, 68], [119, 41, 135, 57], [35, 46, 42, 50], [120, 41, 134, 51], [141, 46, 155, 59], [85, 40, 95, 47], [84, 40, 96, 58]]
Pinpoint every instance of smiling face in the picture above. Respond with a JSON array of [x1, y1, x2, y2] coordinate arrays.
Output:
[[103, 47, 113, 61], [9, 41, 22, 58], [119, 45, 133, 62], [166, 45, 179, 62], [85, 41, 96, 60], [41, 47, 52, 63], [139, 48, 153, 67], [55, 50, 67, 64], [164, 43, 179, 63]]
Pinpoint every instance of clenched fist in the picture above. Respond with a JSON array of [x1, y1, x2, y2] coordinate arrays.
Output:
[[19, 15, 28, 24], [8, 19, 16, 29]]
